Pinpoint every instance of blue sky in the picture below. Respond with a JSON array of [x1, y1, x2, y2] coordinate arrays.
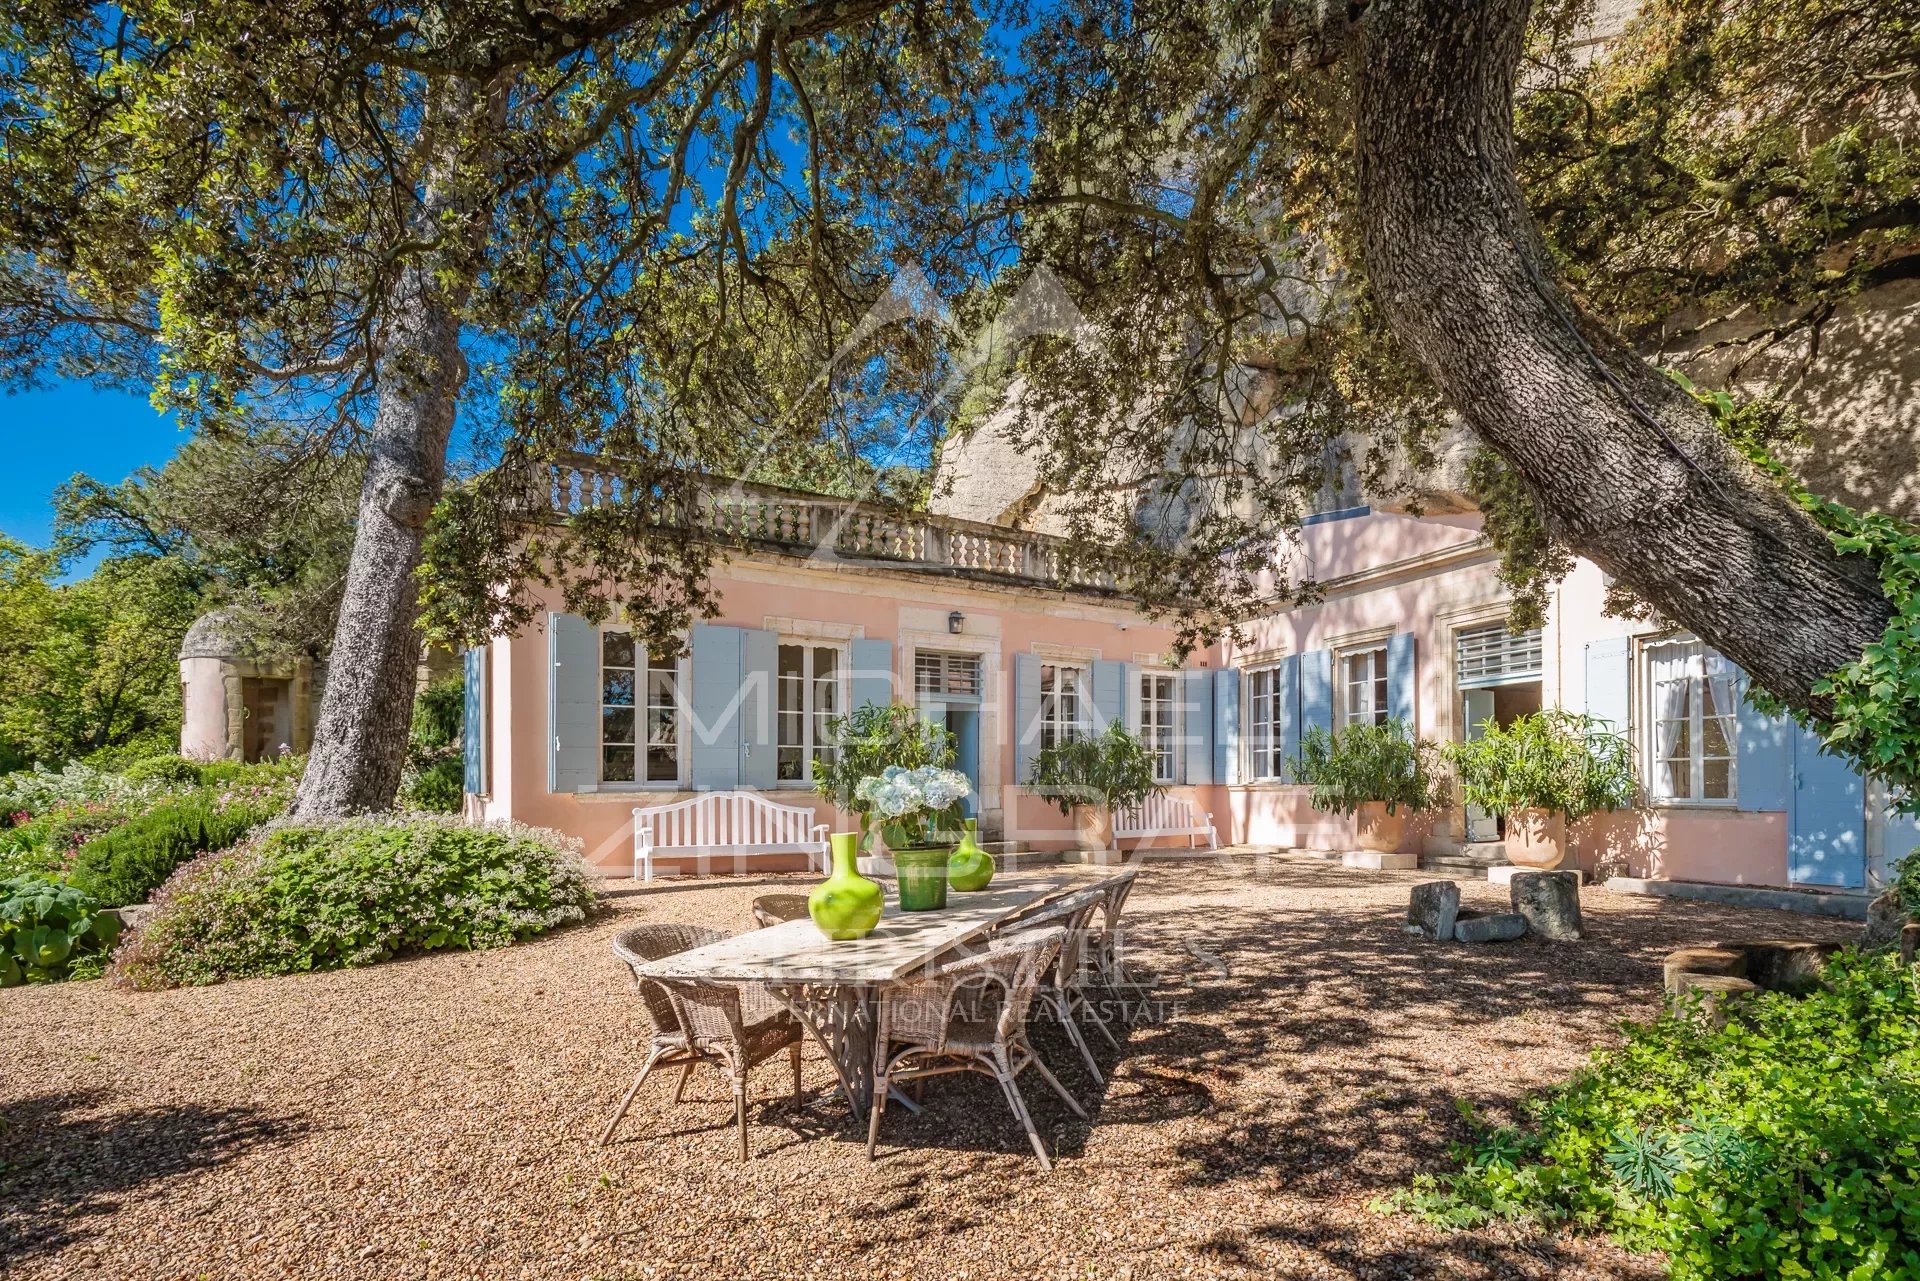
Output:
[[0, 379, 184, 552]]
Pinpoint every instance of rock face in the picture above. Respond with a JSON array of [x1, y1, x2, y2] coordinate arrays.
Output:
[[1453, 911, 1529, 944], [1863, 888, 1910, 951], [1408, 881, 1460, 940], [1508, 870, 1584, 941]]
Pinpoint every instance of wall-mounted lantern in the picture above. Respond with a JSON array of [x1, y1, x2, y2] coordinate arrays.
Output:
[[948, 610, 965, 635]]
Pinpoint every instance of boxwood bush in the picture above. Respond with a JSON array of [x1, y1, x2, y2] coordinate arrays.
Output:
[[65, 788, 288, 907], [110, 814, 599, 988], [1380, 949, 1920, 1280]]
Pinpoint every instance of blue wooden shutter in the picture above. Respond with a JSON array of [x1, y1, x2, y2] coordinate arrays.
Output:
[[1583, 637, 1631, 734], [1091, 659, 1125, 734], [848, 637, 893, 712], [738, 628, 778, 790], [689, 623, 743, 790], [1279, 654, 1302, 781], [1183, 668, 1215, 784], [1213, 667, 1241, 785], [1734, 670, 1792, 812], [548, 613, 598, 794], [462, 646, 487, 796], [1790, 728, 1865, 888], [1123, 662, 1142, 736], [1386, 632, 1416, 726], [1885, 805, 1920, 875], [1012, 653, 1041, 784], [1299, 649, 1333, 744]]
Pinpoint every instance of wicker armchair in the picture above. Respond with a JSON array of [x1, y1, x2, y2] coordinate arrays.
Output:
[[1089, 870, 1141, 990], [866, 927, 1086, 1170], [600, 924, 804, 1160], [997, 889, 1117, 1086], [750, 893, 811, 929]]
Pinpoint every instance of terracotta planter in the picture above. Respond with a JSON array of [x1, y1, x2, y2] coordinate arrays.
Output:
[[1355, 801, 1405, 853], [1505, 807, 1567, 869], [1071, 803, 1113, 852]]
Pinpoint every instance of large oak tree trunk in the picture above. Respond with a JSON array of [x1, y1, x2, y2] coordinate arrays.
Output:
[[1350, 0, 1892, 718], [291, 82, 483, 818]]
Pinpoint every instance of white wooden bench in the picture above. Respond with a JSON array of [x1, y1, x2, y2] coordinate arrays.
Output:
[[1114, 793, 1217, 850], [632, 792, 830, 882]]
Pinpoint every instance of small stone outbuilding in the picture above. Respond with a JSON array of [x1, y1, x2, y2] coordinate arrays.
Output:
[[178, 611, 317, 762]]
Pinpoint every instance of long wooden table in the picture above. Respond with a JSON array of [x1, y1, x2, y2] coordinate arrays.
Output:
[[635, 873, 1090, 1119]]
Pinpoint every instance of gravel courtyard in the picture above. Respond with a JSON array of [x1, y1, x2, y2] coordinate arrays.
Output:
[[2, 855, 1857, 1280]]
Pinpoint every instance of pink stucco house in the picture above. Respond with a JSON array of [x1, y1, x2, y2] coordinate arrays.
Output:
[[459, 455, 1916, 911]]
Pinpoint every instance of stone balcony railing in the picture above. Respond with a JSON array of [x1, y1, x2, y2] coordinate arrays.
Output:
[[536, 453, 1125, 597]]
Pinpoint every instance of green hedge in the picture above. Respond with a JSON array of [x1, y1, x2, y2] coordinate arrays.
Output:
[[65, 790, 284, 907], [111, 814, 598, 988], [1380, 950, 1920, 1280]]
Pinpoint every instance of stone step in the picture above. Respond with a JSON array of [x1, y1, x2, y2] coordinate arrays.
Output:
[[980, 841, 1031, 855], [1421, 854, 1512, 876]]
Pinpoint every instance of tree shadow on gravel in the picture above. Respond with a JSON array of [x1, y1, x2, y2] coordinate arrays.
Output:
[[0, 1089, 305, 1266]]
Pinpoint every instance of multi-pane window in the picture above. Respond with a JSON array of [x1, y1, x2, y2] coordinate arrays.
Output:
[[1646, 635, 1737, 804], [1246, 666, 1286, 780], [1038, 662, 1086, 750], [1139, 673, 1178, 783], [602, 632, 679, 784], [777, 644, 842, 783], [915, 651, 981, 697], [1341, 646, 1390, 727]]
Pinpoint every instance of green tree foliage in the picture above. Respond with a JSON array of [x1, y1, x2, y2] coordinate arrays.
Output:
[[0, 538, 198, 770], [1441, 710, 1637, 824], [52, 424, 361, 658]]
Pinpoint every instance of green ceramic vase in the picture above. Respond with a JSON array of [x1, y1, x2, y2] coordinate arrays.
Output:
[[892, 845, 953, 911], [947, 818, 995, 892], [808, 831, 884, 941]]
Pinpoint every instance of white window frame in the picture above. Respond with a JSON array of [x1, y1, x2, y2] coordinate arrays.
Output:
[[775, 638, 848, 787], [1338, 644, 1390, 728], [1245, 664, 1286, 782], [1039, 662, 1088, 751], [599, 628, 687, 788], [1138, 671, 1179, 784], [1642, 634, 1739, 808]]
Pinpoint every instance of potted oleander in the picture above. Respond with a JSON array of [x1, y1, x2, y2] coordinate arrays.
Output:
[[1293, 718, 1443, 853], [855, 766, 973, 910], [1441, 710, 1636, 868], [1028, 723, 1160, 856]]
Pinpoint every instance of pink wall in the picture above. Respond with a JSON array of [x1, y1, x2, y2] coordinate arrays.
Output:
[[476, 558, 1215, 875]]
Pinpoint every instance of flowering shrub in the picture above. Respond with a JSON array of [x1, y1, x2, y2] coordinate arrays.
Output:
[[855, 765, 972, 848], [110, 814, 600, 989], [0, 757, 300, 898], [0, 761, 165, 820]]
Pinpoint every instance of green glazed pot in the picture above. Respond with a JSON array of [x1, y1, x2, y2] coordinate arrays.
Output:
[[947, 818, 995, 892], [808, 832, 884, 941], [892, 845, 953, 912]]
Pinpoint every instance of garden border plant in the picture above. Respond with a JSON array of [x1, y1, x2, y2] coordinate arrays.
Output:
[[110, 812, 600, 988]]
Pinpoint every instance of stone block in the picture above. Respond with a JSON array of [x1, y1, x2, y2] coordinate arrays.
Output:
[[1663, 946, 1745, 995], [1509, 870, 1584, 942], [1343, 849, 1419, 871], [1407, 881, 1460, 940], [1454, 911, 1528, 944], [1863, 887, 1909, 951], [1739, 939, 1838, 994], [1904, 923, 1919, 967]]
